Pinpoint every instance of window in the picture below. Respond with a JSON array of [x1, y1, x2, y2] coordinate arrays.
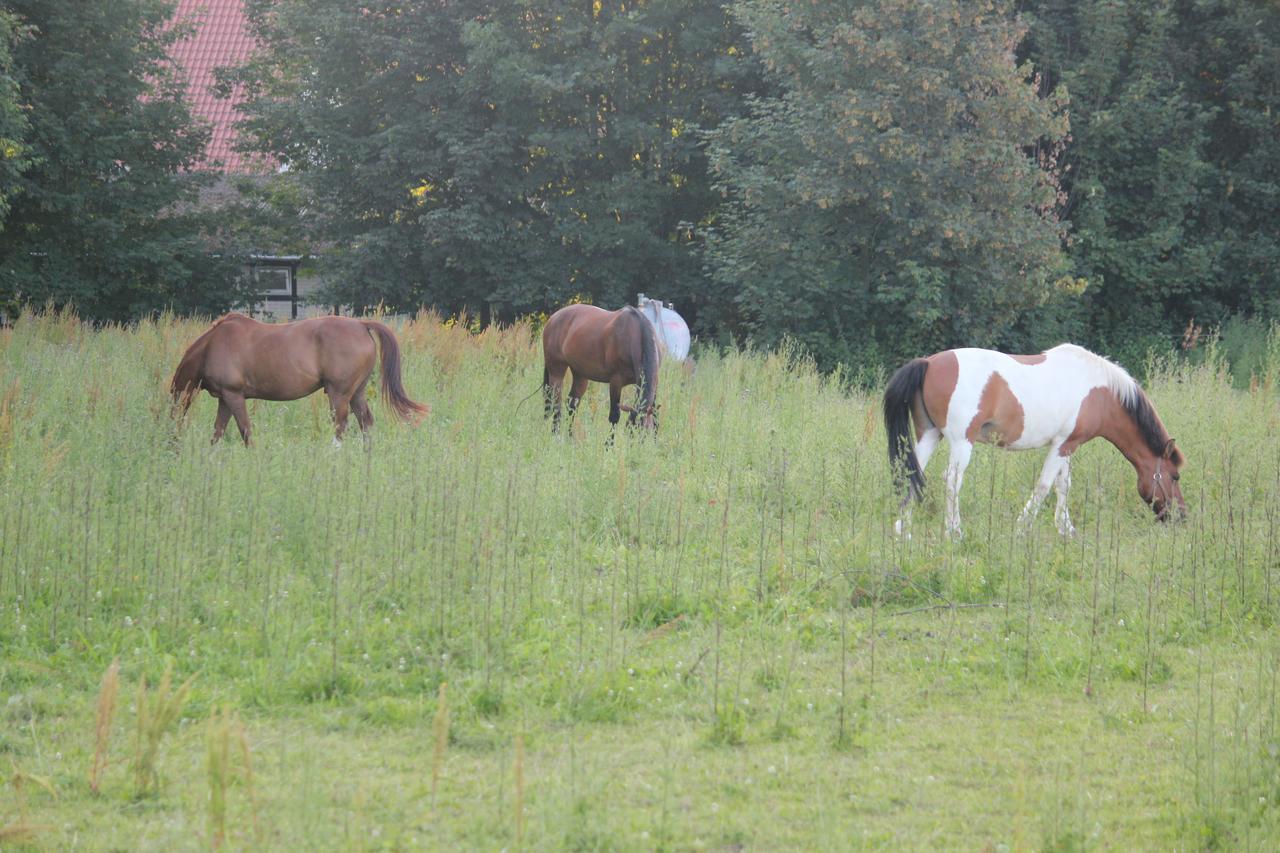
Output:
[[256, 266, 292, 297]]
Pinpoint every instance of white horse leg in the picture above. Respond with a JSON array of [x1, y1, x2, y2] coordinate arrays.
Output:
[[1053, 461, 1076, 536], [894, 427, 942, 538], [944, 439, 973, 540], [915, 428, 942, 472], [1019, 442, 1069, 530]]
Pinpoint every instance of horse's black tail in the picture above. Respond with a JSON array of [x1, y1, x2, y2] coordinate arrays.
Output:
[[884, 358, 929, 502], [626, 306, 660, 422]]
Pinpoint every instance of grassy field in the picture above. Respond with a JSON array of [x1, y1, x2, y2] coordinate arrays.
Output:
[[1, 309, 1279, 850]]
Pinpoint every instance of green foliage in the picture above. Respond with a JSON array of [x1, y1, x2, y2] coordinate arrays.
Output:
[[0, 11, 31, 229], [0, 0, 254, 321], [702, 0, 1072, 368]]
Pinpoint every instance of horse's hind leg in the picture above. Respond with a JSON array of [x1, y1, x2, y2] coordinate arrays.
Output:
[[944, 439, 973, 539], [544, 362, 567, 432], [224, 392, 252, 447], [894, 427, 941, 537], [325, 385, 352, 445], [604, 379, 623, 446], [351, 394, 374, 433], [351, 378, 374, 432], [211, 398, 232, 444]]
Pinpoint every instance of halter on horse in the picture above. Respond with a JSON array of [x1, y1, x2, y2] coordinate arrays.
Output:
[[541, 304, 660, 433], [884, 344, 1186, 538], [171, 313, 428, 446]]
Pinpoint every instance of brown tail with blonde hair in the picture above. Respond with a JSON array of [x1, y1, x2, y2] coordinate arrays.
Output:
[[361, 320, 429, 422]]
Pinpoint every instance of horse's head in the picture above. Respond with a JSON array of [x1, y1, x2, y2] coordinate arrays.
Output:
[[639, 402, 659, 431], [620, 402, 659, 432], [1138, 438, 1186, 522]]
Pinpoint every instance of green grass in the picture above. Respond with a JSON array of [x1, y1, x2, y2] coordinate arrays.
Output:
[[1, 309, 1279, 849]]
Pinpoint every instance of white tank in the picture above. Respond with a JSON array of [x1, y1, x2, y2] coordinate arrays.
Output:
[[636, 294, 691, 361]]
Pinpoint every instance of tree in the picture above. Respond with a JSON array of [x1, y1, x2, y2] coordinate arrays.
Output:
[[0, 11, 32, 231], [233, 0, 759, 322], [0, 0, 253, 322], [1176, 0, 1280, 326], [701, 0, 1073, 369]]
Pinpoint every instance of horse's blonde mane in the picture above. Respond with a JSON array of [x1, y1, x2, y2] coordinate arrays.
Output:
[[1046, 343, 1138, 404]]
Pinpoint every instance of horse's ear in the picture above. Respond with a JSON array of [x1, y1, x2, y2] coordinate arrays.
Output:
[[1163, 438, 1177, 460]]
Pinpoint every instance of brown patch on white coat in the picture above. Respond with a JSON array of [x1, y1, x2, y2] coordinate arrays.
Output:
[[916, 351, 958, 438], [965, 372, 1025, 446]]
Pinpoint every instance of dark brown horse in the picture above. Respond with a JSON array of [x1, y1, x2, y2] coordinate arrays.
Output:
[[171, 313, 427, 445], [542, 304, 660, 432]]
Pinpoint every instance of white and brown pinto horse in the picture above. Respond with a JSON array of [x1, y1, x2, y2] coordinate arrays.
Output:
[[884, 344, 1185, 538]]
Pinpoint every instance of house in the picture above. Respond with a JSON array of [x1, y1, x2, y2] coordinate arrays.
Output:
[[169, 0, 315, 319]]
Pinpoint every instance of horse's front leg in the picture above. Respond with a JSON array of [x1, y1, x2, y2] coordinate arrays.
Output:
[[1019, 441, 1069, 532], [605, 380, 623, 446], [566, 372, 589, 432], [1052, 460, 1076, 537]]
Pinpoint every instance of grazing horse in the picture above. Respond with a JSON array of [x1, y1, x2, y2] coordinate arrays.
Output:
[[541, 304, 660, 432], [171, 313, 427, 446], [884, 344, 1186, 538]]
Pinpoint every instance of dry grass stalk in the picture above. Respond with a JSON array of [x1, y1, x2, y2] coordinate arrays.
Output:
[[131, 662, 195, 797], [207, 707, 232, 849], [0, 378, 20, 457], [206, 706, 260, 849], [237, 720, 261, 842], [642, 613, 686, 644], [514, 732, 526, 847], [89, 658, 120, 795], [430, 682, 450, 801], [4, 761, 56, 843], [0, 822, 55, 844]]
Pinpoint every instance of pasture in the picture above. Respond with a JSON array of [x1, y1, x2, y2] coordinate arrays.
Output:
[[1, 310, 1279, 849]]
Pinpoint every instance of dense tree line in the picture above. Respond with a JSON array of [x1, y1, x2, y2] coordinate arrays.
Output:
[[1020, 0, 1280, 366], [0, 0, 1275, 369]]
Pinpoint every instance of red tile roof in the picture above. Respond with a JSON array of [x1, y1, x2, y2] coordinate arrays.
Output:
[[169, 0, 272, 174]]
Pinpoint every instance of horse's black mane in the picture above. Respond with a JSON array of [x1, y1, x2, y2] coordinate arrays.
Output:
[[1122, 387, 1182, 463]]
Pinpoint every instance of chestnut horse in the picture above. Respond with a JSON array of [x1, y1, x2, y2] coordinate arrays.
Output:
[[171, 313, 427, 445], [884, 344, 1185, 538], [542, 304, 660, 432]]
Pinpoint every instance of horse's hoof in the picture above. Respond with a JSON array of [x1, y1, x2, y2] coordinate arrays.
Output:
[[332, 437, 343, 450]]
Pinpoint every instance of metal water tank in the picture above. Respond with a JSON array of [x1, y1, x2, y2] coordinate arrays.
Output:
[[636, 293, 691, 361]]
